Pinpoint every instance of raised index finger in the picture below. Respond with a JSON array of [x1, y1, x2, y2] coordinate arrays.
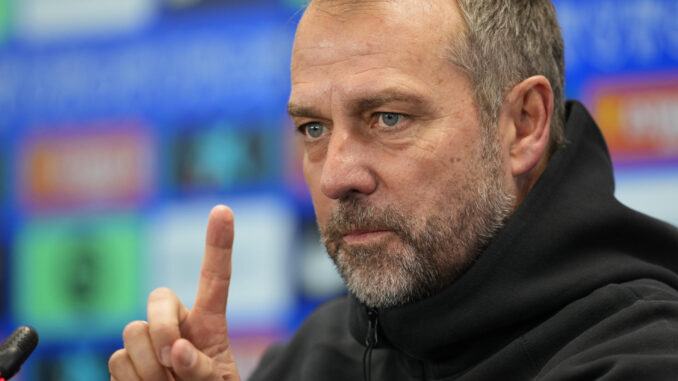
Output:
[[193, 204, 235, 315]]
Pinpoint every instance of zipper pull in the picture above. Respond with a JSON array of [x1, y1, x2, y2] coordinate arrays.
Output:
[[363, 308, 379, 381], [365, 308, 379, 347]]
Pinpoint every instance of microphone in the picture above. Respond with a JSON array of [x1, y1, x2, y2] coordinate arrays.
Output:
[[0, 326, 39, 380]]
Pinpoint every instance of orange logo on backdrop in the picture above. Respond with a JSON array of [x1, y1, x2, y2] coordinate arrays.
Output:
[[588, 75, 678, 162], [21, 126, 153, 210]]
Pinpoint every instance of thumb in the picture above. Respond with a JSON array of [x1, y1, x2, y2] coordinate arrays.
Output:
[[171, 338, 220, 381]]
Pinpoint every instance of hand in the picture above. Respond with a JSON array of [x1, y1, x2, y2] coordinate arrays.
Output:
[[109, 205, 241, 381]]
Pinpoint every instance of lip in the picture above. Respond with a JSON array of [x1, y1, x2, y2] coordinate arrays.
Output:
[[343, 230, 390, 244]]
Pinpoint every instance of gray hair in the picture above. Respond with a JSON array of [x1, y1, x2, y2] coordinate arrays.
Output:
[[449, 0, 567, 154], [305, 0, 567, 153]]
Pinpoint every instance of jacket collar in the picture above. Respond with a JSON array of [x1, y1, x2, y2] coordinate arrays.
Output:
[[347, 101, 678, 375]]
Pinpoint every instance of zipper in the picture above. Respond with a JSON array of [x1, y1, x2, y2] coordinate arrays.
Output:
[[363, 308, 379, 381]]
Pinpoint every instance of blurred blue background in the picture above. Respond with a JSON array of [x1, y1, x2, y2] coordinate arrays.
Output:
[[0, 0, 676, 379]]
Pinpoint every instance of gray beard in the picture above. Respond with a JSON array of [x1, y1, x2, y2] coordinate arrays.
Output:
[[320, 136, 515, 309]]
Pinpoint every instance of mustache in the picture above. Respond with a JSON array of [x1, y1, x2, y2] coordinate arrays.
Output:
[[322, 197, 408, 244]]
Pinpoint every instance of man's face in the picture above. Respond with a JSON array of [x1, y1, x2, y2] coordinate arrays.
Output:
[[289, 0, 514, 308]]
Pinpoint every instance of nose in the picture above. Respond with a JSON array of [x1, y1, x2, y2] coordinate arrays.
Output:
[[319, 128, 377, 200]]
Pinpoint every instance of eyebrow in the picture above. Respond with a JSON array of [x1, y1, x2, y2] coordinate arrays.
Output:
[[349, 91, 427, 112], [287, 103, 323, 119], [287, 89, 428, 119]]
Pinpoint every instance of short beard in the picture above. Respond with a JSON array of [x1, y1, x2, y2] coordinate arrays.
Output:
[[320, 134, 515, 309]]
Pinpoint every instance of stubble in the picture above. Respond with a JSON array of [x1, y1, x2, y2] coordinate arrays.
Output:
[[320, 135, 515, 309]]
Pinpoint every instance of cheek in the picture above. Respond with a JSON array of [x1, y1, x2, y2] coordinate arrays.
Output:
[[303, 158, 330, 226], [313, 200, 331, 232], [397, 146, 473, 202], [380, 157, 448, 209]]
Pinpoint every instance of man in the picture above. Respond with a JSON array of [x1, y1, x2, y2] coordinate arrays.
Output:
[[108, 0, 678, 380]]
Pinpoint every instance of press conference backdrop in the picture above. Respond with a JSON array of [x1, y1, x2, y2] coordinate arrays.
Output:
[[0, 0, 676, 379]]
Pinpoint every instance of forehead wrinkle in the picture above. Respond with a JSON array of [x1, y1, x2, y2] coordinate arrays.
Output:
[[310, 0, 396, 18], [308, 0, 450, 30], [292, 44, 389, 72], [292, 0, 466, 121], [297, 1, 465, 74]]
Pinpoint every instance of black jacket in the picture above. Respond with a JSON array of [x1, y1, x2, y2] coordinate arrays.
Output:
[[250, 101, 678, 380]]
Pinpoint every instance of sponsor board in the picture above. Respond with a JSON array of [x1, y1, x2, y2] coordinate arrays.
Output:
[[13, 214, 142, 339], [0, 0, 9, 44], [170, 123, 279, 194], [28, 349, 110, 381], [586, 74, 678, 162], [146, 197, 295, 331], [18, 125, 154, 212], [13, 0, 154, 42]]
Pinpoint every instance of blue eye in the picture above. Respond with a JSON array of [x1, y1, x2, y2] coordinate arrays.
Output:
[[379, 112, 401, 127], [303, 122, 325, 138]]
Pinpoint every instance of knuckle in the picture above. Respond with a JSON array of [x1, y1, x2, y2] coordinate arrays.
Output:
[[108, 349, 127, 373], [148, 320, 177, 340], [122, 320, 148, 343], [148, 287, 175, 303]]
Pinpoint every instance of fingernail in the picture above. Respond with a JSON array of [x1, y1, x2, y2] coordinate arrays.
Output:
[[161, 346, 171, 367], [178, 342, 197, 369]]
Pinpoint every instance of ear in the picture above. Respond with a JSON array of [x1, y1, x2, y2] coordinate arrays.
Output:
[[500, 75, 553, 177]]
